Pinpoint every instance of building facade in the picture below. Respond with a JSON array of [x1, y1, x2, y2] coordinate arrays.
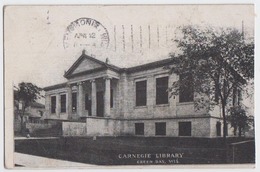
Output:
[[44, 50, 228, 137]]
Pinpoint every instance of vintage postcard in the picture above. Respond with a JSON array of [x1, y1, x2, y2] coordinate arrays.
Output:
[[4, 4, 255, 168]]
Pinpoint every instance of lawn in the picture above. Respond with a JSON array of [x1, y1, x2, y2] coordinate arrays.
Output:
[[15, 137, 254, 165]]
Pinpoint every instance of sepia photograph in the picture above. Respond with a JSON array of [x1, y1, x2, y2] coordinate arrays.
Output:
[[3, 4, 255, 168]]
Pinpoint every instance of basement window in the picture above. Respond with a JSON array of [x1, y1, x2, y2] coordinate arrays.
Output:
[[155, 122, 166, 136], [135, 123, 144, 135], [179, 122, 191, 136]]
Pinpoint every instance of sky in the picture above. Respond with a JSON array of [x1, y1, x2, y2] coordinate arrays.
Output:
[[4, 5, 254, 87], [4, 5, 254, 110]]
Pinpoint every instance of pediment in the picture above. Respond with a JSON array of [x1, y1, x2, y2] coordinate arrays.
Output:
[[64, 53, 107, 78], [71, 57, 103, 75], [64, 52, 121, 79]]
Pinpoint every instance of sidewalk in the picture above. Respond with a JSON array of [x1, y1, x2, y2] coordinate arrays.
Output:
[[14, 152, 96, 168]]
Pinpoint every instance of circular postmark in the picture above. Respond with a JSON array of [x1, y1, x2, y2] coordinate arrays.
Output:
[[63, 18, 110, 50]]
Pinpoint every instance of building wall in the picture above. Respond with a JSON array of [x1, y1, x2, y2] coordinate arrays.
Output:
[[117, 72, 129, 119], [110, 79, 119, 118], [210, 118, 222, 137], [126, 68, 174, 119], [120, 117, 212, 137], [45, 65, 212, 121], [209, 118, 235, 137], [123, 67, 208, 120], [45, 87, 68, 119], [209, 104, 222, 118], [85, 117, 115, 136], [44, 64, 229, 138], [62, 121, 87, 136]]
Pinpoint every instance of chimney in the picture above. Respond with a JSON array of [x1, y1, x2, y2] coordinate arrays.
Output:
[[82, 49, 86, 54]]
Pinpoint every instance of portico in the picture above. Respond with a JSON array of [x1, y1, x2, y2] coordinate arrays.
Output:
[[44, 50, 120, 122], [65, 76, 116, 120]]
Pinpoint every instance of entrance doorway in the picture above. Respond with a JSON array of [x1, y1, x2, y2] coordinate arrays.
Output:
[[85, 94, 91, 116], [96, 91, 104, 117]]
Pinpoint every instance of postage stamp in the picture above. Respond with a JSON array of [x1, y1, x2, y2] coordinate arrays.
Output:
[[3, 4, 255, 169]]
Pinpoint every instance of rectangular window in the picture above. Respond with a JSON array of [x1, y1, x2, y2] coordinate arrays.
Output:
[[179, 73, 194, 103], [179, 122, 192, 136], [136, 80, 147, 106], [60, 94, 66, 113], [51, 96, 56, 114], [135, 123, 144, 135], [155, 122, 166, 136], [156, 77, 169, 105], [72, 92, 77, 112], [111, 89, 113, 108]]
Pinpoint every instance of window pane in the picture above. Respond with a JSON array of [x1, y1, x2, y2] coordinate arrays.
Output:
[[72, 92, 77, 112], [51, 96, 56, 114], [60, 94, 66, 113], [135, 123, 144, 135], [136, 80, 147, 106], [179, 122, 191, 136], [155, 122, 166, 135], [179, 73, 194, 103], [156, 77, 168, 105]]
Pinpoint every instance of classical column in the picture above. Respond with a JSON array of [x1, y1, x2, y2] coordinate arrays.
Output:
[[78, 82, 84, 117], [104, 76, 111, 117], [91, 79, 97, 116], [67, 84, 72, 119], [56, 94, 61, 117]]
